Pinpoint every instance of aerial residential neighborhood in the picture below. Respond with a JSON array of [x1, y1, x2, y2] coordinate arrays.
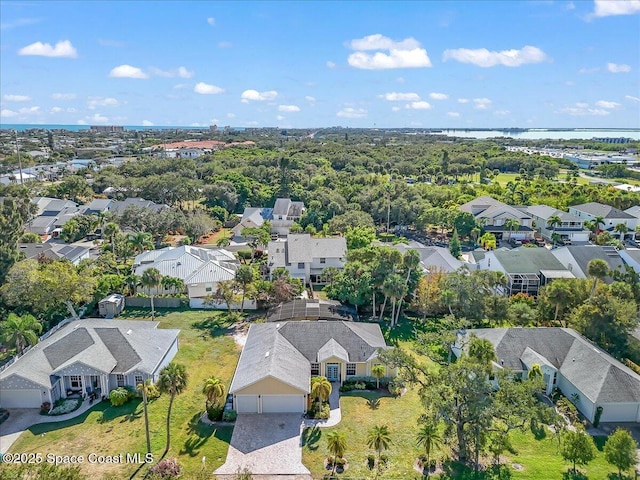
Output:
[[1, 1, 640, 480]]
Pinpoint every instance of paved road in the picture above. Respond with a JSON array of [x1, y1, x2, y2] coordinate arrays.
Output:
[[215, 414, 311, 477]]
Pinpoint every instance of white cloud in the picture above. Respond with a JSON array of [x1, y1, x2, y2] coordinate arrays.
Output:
[[326, 61, 336, 69], [429, 92, 449, 100], [380, 92, 421, 101], [347, 34, 431, 70], [109, 64, 148, 79], [473, 98, 492, 109], [406, 101, 432, 110], [13, 106, 40, 115], [18, 40, 77, 58], [348, 34, 420, 51], [565, 1, 576, 10], [76, 120, 86, 125], [173, 84, 189, 90], [337, 107, 367, 118], [443, 45, 547, 67], [227, 113, 236, 118], [391, 106, 401, 112], [593, 0, 640, 17], [557, 102, 611, 116], [0, 109, 18, 118], [87, 97, 119, 109], [150, 66, 194, 78], [625, 95, 640, 102], [51, 93, 76, 100], [50, 107, 63, 113], [607, 62, 631, 73], [218, 41, 232, 49], [66, 107, 77, 113], [304, 96, 316, 102], [457, 98, 470, 104], [207, 17, 215, 26], [142, 120, 154, 126], [494, 110, 511, 116], [595, 100, 621, 109], [194, 82, 225, 94], [447, 112, 460, 118], [3, 94, 31, 102], [276, 115, 285, 121], [240, 89, 278, 102], [278, 105, 300, 112], [87, 113, 109, 124]]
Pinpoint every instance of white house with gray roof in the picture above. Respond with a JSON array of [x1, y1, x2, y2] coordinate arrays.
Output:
[[525, 205, 590, 243], [569, 202, 638, 233], [459, 195, 535, 241], [0, 319, 179, 409], [229, 321, 392, 414], [268, 234, 347, 284], [453, 328, 640, 423]]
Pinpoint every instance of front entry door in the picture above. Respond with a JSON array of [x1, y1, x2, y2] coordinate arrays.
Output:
[[327, 364, 340, 382]]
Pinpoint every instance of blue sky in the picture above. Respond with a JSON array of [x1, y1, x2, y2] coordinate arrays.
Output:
[[1, 0, 639, 128]]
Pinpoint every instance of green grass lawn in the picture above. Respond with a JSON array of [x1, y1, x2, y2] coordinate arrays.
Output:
[[9, 308, 242, 479], [302, 317, 622, 480]]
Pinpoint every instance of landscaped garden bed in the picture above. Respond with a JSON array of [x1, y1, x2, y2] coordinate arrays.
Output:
[[48, 398, 82, 416]]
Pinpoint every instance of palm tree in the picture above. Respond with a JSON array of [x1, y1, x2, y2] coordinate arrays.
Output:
[[543, 280, 572, 325], [216, 236, 231, 248], [371, 365, 386, 389], [161, 276, 185, 295], [326, 431, 347, 476], [128, 232, 154, 254], [2, 313, 42, 355], [137, 378, 153, 454], [140, 268, 163, 319], [547, 214, 562, 245], [416, 422, 442, 477], [384, 274, 406, 327], [479, 232, 496, 250], [614, 222, 627, 242], [468, 337, 497, 372], [235, 265, 255, 312], [394, 250, 421, 325], [583, 220, 597, 241], [310, 376, 332, 409], [470, 226, 481, 247], [528, 363, 543, 380], [158, 362, 188, 455], [593, 215, 605, 234], [367, 425, 392, 471], [504, 218, 520, 242], [202, 376, 225, 410], [103, 222, 121, 255], [587, 258, 609, 297]]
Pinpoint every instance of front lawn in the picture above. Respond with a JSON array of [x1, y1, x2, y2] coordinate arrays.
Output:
[[10, 308, 242, 479]]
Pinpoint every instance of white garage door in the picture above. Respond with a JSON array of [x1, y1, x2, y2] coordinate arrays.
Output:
[[261, 395, 305, 413], [598, 403, 640, 423], [235, 395, 258, 413], [0, 389, 43, 408]]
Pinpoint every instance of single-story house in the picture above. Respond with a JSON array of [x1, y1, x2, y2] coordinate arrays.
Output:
[[268, 234, 347, 284], [231, 207, 273, 240], [389, 242, 463, 273], [18, 243, 92, 265], [453, 328, 640, 423], [551, 245, 625, 282], [0, 319, 179, 409], [229, 321, 392, 414]]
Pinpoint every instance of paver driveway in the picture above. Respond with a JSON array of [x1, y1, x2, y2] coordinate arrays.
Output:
[[214, 414, 310, 476]]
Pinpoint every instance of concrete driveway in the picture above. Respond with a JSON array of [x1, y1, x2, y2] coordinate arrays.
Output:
[[0, 409, 43, 452], [214, 414, 310, 477]]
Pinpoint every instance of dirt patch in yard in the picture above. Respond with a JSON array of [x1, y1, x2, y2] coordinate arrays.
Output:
[[230, 322, 249, 347]]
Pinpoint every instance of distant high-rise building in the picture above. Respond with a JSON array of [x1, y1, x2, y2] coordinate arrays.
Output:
[[209, 125, 218, 132], [90, 125, 125, 133]]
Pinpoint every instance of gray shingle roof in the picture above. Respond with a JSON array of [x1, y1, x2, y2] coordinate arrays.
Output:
[[552, 245, 625, 281], [265, 299, 358, 322], [284, 234, 347, 263], [0, 319, 180, 389], [492, 249, 568, 274], [526, 205, 583, 223], [318, 338, 349, 362], [230, 321, 388, 394], [468, 328, 640, 403], [570, 202, 636, 220]]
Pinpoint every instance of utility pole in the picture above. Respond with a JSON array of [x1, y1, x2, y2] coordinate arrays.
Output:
[[15, 130, 24, 185]]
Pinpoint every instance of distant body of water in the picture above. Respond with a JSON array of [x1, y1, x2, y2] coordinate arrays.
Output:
[[437, 129, 640, 140]]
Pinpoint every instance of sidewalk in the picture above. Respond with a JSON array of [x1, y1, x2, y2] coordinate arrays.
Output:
[[0, 398, 99, 452]]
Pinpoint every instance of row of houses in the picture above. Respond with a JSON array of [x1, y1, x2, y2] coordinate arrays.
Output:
[[460, 195, 638, 244]]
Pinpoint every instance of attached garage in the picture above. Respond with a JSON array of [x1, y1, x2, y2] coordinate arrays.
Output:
[[598, 403, 640, 423], [0, 389, 43, 409], [261, 395, 305, 413], [235, 395, 259, 413]]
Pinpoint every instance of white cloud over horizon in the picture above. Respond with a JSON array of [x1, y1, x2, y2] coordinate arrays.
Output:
[[447, 112, 461, 117], [241, 89, 278, 102], [593, 0, 640, 17], [473, 98, 492, 109], [87, 97, 120, 109], [51, 93, 77, 100], [150, 66, 194, 78], [557, 102, 611, 116], [443, 45, 547, 67], [194, 82, 225, 94], [19, 40, 77, 58], [595, 100, 621, 109], [347, 34, 432, 70], [380, 92, 421, 101], [337, 107, 367, 118], [109, 64, 148, 79], [142, 120, 154, 126], [278, 105, 300, 112], [607, 62, 631, 73], [429, 92, 449, 100], [406, 101, 432, 110], [3, 95, 31, 102], [625, 95, 640, 102]]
